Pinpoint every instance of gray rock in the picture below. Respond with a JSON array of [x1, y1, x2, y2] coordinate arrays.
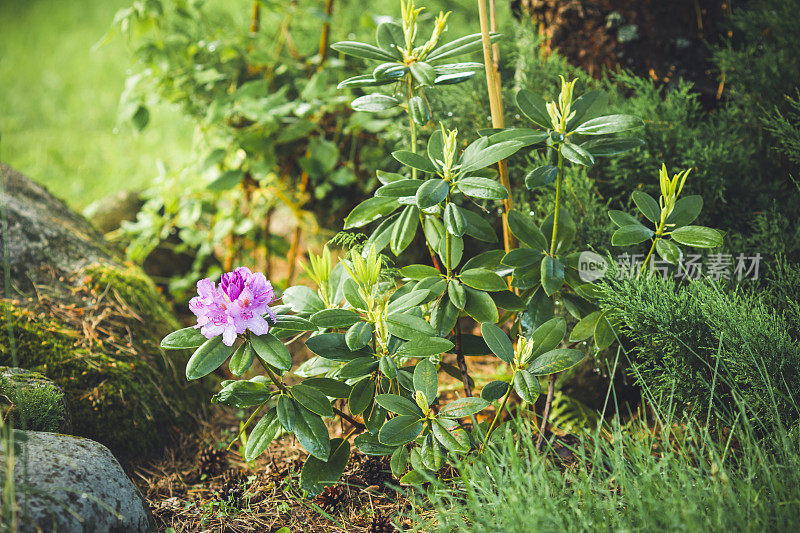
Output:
[[10, 431, 156, 533], [84, 190, 145, 234], [0, 367, 71, 433]]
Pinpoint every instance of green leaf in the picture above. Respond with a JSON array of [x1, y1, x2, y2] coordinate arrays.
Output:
[[608, 209, 641, 228], [351, 94, 399, 112], [413, 359, 438, 403], [528, 349, 585, 376], [393, 151, 437, 173], [481, 380, 510, 401], [306, 333, 367, 361], [409, 61, 436, 86], [409, 95, 431, 125], [186, 337, 236, 380], [229, 342, 255, 376], [391, 205, 420, 255], [376, 179, 423, 198], [439, 397, 489, 418], [376, 21, 405, 54], [355, 432, 396, 456], [631, 191, 660, 224], [666, 195, 703, 227], [379, 415, 424, 446], [282, 286, 325, 314], [427, 32, 500, 61], [489, 128, 548, 147], [432, 419, 470, 453], [161, 327, 206, 349], [460, 141, 522, 173], [501, 248, 543, 268], [251, 333, 292, 372], [415, 179, 449, 209], [560, 142, 595, 166], [491, 290, 527, 312], [541, 256, 565, 296], [337, 74, 392, 89], [541, 208, 576, 253], [391, 445, 409, 477], [569, 311, 601, 342], [292, 403, 331, 461], [387, 313, 436, 341], [457, 177, 508, 200], [379, 355, 398, 379], [431, 296, 459, 337], [345, 321, 373, 350], [481, 322, 514, 364], [670, 226, 723, 248], [302, 377, 352, 399], [397, 337, 454, 357], [448, 280, 467, 310], [292, 383, 334, 417], [300, 438, 350, 495], [611, 224, 654, 246], [459, 268, 507, 292], [656, 238, 682, 264], [245, 408, 281, 461], [375, 394, 423, 417], [339, 357, 379, 379], [566, 90, 608, 129], [331, 40, 397, 61], [525, 165, 558, 189], [513, 371, 541, 403], [527, 317, 567, 363], [437, 234, 463, 271], [277, 395, 296, 431], [461, 208, 499, 243], [274, 315, 316, 332], [310, 308, 360, 329], [348, 377, 376, 415], [400, 264, 441, 280], [208, 169, 244, 191], [213, 380, 270, 408], [580, 137, 644, 156], [508, 209, 548, 250], [444, 203, 467, 237], [594, 313, 617, 350], [575, 114, 643, 135], [388, 289, 431, 314], [464, 286, 499, 323], [344, 197, 399, 229], [516, 89, 551, 128]]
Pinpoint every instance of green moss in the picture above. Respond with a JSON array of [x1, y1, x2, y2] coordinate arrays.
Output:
[[0, 367, 69, 433], [0, 262, 209, 459]]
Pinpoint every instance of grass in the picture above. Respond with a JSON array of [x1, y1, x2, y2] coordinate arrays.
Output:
[[0, 0, 193, 209]]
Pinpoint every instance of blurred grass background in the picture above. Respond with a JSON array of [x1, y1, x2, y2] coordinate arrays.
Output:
[[0, 0, 193, 208]]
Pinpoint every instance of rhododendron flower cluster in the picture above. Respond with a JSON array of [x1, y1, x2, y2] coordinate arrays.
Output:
[[189, 267, 276, 346]]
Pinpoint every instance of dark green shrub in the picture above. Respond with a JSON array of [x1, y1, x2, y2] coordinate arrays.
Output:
[[597, 272, 800, 428]]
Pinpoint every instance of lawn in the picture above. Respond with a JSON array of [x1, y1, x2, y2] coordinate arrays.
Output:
[[0, 0, 193, 208]]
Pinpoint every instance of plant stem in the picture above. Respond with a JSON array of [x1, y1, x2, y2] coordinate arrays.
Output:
[[480, 384, 512, 452], [477, 0, 515, 253], [535, 374, 556, 451], [249, 0, 261, 34], [407, 76, 418, 180], [454, 319, 472, 397], [550, 150, 564, 256], [317, 0, 335, 69]]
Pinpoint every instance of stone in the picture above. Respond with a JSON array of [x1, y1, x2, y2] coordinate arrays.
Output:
[[9, 431, 156, 533], [84, 190, 145, 234], [0, 367, 71, 433], [0, 163, 210, 459]]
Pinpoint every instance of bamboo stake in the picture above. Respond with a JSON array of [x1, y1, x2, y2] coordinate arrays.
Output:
[[477, 0, 515, 254]]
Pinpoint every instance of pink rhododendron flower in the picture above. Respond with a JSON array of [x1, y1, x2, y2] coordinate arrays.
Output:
[[189, 267, 277, 346]]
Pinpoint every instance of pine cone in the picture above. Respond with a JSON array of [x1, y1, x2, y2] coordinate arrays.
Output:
[[369, 513, 395, 533], [198, 446, 228, 478], [358, 456, 392, 486], [217, 469, 248, 506], [314, 484, 348, 512]]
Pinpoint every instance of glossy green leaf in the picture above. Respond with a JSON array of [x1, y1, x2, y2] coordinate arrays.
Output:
[[339, 357, 379, 379], [348, 377, 376, 415], [303, 377, 352, 399], [608, 209, 641, 228], [431, 296, 459, 336], [345, 321, 373, 350], [528, 348, 585, 376], [541, 256, 565, 296], [344, 197, 399, 229], [277, 395, 296, 431], [245, 408, 281, 461], [527, 317, 567, 363], [282, 286, 325, 314], [508, 209, 548, 250], [415, 179, 449, 209], [580, 136, 644, 156], [379, 415, 424, 446], [575, 114, 643, 135], [432, 419, 470, 453], [391, 445, 409, 477], [670, 226, 723, 248], [513, 371, 541, 403], [291, 383, 333, 417], [413, 359, 438, 403], [292, 402, 331, 461], [481, 380, 510, 402], [560, 142, 595, 166], [310, 308, 360, 329], [611, 224, 654, 246], [656, 238, 682, 264], [459, 268, 507, 291], [391, 205, 420, 255], [461, 208, 499, 243], [501, 248, 543, 268], [161, 327, 206, 349], [481, 322, 514, 364], [525, 165, 558, 189], [212, 380, 270, 408], [631, 191, 660, 224], [409, 95, 430, 125], [379, 355, 398, 379], [306, 333, 367, 361], [444, 203, 467, 237], [569, 311, 601, 342], [516, 89, 551, 128], [186, 337, 236, 380], [409, 61, 436, 86], [439, 397, 489, 418], [397, 337, 454, 357], [666, 195, 703, 227], [594, 312, 617, 350], [393, 150, 437, 173], [387, 313, 436, 341], [331, 40, 397, 61], [400, 264, 441, 280], [460, 141, 522, 173], [448, 279, 467, 309], [376, 179, 423, 198], [375, 394, 423, 417], [251, 333, 292, 372], [427, 32, 500, 61], [229, 341, 255, 376], [464, 286, 499, 323], [300, 438, 350, 495], [355, 432, 396, 456], [351, 94, 399, 112]]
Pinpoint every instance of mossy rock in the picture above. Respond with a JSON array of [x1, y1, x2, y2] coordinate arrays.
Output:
[[0, 163, 210, 459], [0, 367, 71, 433]]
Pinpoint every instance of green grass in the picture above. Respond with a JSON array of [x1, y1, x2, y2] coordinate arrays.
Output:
[[0, 0, 192, 208]]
